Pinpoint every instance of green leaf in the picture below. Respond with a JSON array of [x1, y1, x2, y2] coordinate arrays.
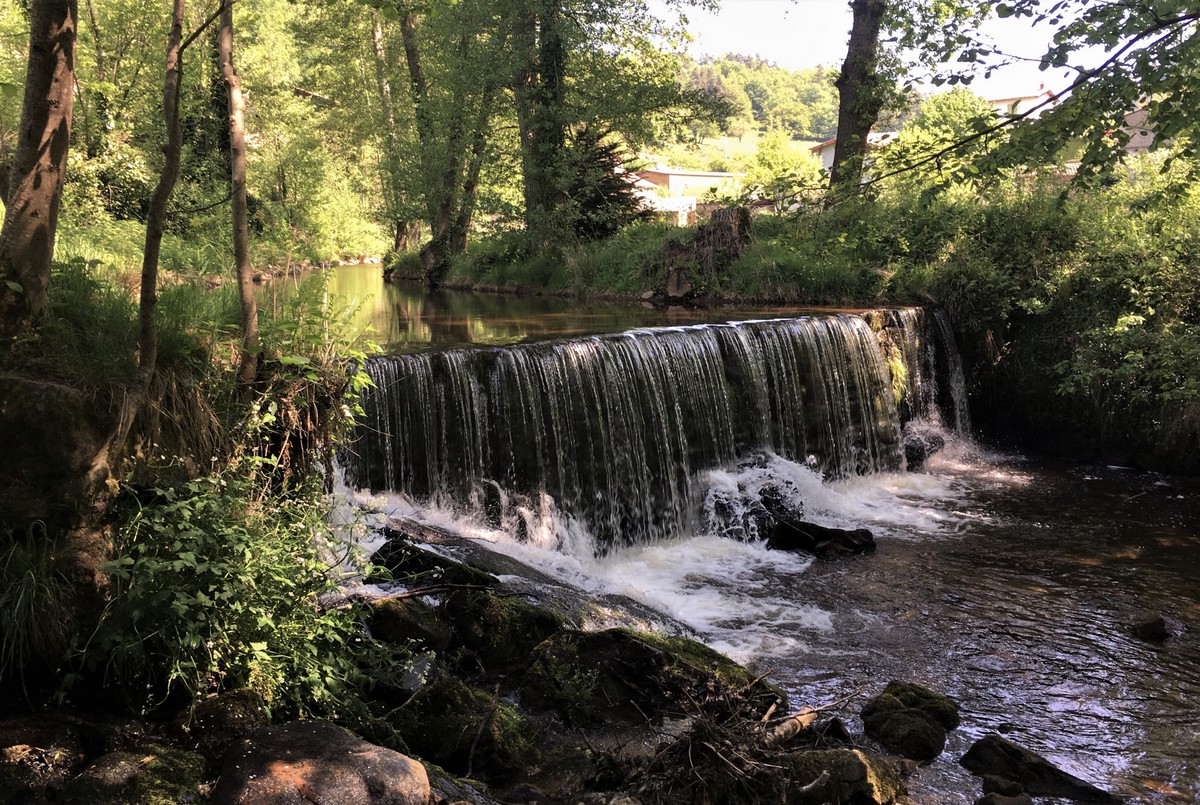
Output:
[[4, 280, 21, 293]]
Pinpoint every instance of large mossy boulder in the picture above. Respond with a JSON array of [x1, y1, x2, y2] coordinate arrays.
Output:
[[782, 749, 906, 804], [523, 628, 784, 726], [371, 596, 453, 652], [861, 681, 960, 761], [62, 746, 205, 805], [188, 688, 269, 763], [370, 529, 499, 588], [390, 676, 538, 782], [442, 589, 563, 672]]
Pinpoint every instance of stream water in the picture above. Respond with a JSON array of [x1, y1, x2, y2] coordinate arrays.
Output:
[[328, 269, 1199, 803]]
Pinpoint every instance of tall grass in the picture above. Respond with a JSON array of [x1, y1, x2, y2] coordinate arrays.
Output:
[[0, 533, 72, 687]]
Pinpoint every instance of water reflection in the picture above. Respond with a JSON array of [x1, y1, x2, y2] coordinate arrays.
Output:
[[308, 265, 854, 353]]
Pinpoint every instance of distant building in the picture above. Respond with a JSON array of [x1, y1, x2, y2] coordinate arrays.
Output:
[[633, 165, 743, 197], [987, 84, 1059, 119], [1122, 106, 1156, 154], [809, 131, 899, 173]]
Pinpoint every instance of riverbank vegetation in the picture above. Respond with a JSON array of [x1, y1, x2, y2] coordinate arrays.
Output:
[[0, 0, 1197, 800]]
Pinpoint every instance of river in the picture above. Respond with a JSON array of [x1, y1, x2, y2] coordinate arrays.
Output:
[[327, 268, 1199, 803]]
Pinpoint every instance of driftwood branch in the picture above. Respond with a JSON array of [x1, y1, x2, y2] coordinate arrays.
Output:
[[797, 770, 831, 795]]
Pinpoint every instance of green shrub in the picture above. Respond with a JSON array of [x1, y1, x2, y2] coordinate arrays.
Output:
[[85, 473, 403, 719]]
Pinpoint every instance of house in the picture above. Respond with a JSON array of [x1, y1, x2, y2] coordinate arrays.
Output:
[[809, 131, 899, 173], [1122, 106, 1156, 154], [633, 165, 743, 197], [988, 84, 1059, 119]]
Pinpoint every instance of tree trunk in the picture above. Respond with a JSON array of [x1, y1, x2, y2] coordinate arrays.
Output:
[[449, 83, 496, 256], [0, 0, 77, 340], [829, 0, 888, 195], [370, 12, 416, 260], [511, 0, 568, 250], [89, 0, 188, 487], [218, 0, 258, 387]]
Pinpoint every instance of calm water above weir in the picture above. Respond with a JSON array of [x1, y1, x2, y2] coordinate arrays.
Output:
[[301, 265, 859, 352], [340, 272, 1199, 803]]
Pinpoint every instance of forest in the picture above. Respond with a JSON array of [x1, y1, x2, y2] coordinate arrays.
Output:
[[0, 0, 1197, 802]]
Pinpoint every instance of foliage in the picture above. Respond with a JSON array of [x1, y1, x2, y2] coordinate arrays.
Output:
[[873, 88, 998, 189], [913, 1, 1200, 183], [686, 55, 840, 142], [741, 128, 826, 212], [564, 126, 651, 241], [0, 530, 73, 688], [85, 472, 400, 719]]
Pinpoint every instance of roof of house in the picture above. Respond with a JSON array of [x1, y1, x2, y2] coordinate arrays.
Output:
[[810, 131, 899, 153]]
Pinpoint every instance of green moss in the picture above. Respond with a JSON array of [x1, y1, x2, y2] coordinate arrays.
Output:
[[875, 680, 960, 729], [62, 746, 205, 805], [442, 590, 563, 671], [390, 677, 538, 781], [861, 681, 959, 761]]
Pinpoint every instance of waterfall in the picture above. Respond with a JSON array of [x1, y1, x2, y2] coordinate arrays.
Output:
[[345, 310, 968, 551], [878, 308, 971, 434]]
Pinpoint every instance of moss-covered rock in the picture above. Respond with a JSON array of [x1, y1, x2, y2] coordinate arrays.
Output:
[[371, 596, 453, 652], [369, 530, 499, 588], [873, 681, 960, 729], [861, 681, 960, 761], [62, 745, 205, 805], [782, 748, 906, 804], [189, 689, 269, 763], [442, 589, 563, 671], [390, 676, 538, 782], [523, 628, 783, 726]]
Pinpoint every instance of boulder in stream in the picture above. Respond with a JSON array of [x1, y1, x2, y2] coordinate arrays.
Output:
[[960, 734, 1124, 803], [1132, 613, 1187, 642], [903, 424, 946, 470], [861, 681, 960, 761], [767, 520, 877, 559], [781, 748, 906, 804]]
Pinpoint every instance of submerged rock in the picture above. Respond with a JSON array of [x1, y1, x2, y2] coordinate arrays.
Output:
[[212, 720, 429, 805], [767, 520, 877, 559], [960, 734, 1124, 803], [975, 794, 1034, 805], [1132, 613, 1187, 642]]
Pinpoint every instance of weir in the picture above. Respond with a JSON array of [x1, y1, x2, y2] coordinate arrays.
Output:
[[345, 308, 968, 551]]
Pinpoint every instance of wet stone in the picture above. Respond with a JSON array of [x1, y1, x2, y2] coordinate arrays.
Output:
[[1132, 613, 1186, 642]]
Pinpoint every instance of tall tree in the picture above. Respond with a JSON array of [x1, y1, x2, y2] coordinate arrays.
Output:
[[91, 0, 192, 482], [218, 0, 259, 386], [395, 2, 502, 286], [829, 0, 887, 194], [0, 0, 78, 339], [511, 0, 568, 250]]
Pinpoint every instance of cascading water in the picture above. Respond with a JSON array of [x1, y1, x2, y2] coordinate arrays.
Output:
[[338, 290, 1200, 802], [345, 309, 965, 552]]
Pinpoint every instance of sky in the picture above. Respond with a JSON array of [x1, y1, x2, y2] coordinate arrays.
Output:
[[656, 0, 1087, 100]]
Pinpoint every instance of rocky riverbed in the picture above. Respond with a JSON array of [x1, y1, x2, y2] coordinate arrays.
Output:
[[0, 518, 1135, 805]]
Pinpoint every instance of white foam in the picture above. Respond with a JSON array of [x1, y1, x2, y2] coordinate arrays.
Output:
[[334, 441, 1010, 665]]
